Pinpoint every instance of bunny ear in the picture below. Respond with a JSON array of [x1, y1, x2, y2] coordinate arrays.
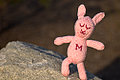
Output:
[[92, 12, 105, 25], [77, 4, 86, 18]]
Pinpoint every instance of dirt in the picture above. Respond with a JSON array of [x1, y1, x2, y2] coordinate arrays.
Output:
[[0, 0, 120, 80]]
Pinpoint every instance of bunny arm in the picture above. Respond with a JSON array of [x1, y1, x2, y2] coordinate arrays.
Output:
[[87, 40, 104, 50], [54, 36, 74, 45]]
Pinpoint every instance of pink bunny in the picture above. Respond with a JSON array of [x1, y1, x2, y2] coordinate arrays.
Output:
[[54, 4, 105, 80]]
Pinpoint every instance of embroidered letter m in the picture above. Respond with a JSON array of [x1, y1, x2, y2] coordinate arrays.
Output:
[[75, 44, 82, 51]]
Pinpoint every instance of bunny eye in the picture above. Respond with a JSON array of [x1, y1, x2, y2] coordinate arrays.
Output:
[[79, 23, 85, 27], [85, 25, 91, 29]]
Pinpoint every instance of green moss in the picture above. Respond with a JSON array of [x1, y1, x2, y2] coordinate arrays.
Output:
[[38, 0, 52, 8], [9, 0, 23, 5]]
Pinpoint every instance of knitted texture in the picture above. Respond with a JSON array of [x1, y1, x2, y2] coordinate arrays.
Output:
[[54, 4, 105, 80]]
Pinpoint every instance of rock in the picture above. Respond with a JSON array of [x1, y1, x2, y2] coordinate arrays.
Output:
[[0, 41, 101, 80]]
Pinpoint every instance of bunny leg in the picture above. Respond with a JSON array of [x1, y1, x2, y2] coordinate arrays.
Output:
[[61, 57, 72, 76], [77, 62, 87, 80]]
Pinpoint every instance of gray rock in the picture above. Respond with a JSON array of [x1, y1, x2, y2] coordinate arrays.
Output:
[[0, 41, 102, 80]]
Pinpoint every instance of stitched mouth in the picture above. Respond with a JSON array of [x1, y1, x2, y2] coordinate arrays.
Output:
[[80, 29, 86, 35]]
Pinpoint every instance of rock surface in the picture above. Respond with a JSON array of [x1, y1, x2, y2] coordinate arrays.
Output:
[[0, 41, 101, 80]]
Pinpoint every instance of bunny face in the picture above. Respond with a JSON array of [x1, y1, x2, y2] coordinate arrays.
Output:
[[75, 4, 105, 39], [75, 16, 94, 38]]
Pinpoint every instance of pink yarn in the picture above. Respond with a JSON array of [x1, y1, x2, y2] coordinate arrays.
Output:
[[54, 4, 105, 80]]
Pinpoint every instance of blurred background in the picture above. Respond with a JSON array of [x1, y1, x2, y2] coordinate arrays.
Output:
[[0, 0, 120, 79]]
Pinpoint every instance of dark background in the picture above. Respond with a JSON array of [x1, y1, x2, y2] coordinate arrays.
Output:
[[0, 0, 120, 80]]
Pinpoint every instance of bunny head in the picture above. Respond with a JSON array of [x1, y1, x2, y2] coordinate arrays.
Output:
[[74, 4, 105, 39]]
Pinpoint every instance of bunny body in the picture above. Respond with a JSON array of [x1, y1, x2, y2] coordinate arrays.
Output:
[[54, 4, 105, 80], [67, 36, 87, 64]]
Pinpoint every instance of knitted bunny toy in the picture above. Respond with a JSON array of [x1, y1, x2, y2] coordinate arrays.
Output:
[[54, 4, 105, 80]]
